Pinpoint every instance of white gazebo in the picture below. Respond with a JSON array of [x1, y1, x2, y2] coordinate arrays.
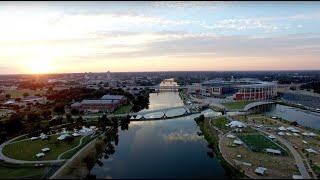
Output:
[[30, 137, 38, 141], [39, 133, 48, 140], [302, 132, 317, 137], [255, 167, 267, 175], [79, 126, 93, 135]]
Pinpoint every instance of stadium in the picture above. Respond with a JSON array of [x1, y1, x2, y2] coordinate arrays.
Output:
[[188, 77, 278, 101]]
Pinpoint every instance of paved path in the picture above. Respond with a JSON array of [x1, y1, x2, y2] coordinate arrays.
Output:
[[57, 135, 87, 160], [49, 132, 105, 179]]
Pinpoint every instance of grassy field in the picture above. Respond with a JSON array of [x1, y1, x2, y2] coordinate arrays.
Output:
[[237, 134, 288, 155], [2, 134, 82, 161], [4, 89, 47, 98], [114, 105, 132, 115], [211, 116, 232, 131], [59, 135, 93, 159], [0, 162, 49, 179], [222, 101, 255, 110]]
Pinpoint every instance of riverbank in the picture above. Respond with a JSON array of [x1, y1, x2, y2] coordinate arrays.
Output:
[[195, 117, 245, 179]]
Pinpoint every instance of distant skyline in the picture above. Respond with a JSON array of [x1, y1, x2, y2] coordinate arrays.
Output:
[[1, 1, 320, 74]]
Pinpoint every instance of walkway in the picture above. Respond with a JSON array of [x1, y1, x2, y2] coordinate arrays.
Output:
[[57, 135, 88, 160]]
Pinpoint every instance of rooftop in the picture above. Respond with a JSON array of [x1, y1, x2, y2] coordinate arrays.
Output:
[[101, 95, 125, 100], [81, 99, 119, 105]]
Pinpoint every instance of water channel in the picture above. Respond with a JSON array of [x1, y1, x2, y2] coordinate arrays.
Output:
[[89, 92, 227, 179]]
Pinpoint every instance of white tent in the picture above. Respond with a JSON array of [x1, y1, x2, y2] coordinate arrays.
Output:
[[268, 135, 276, 139], [293, 133, 300, 136], [41, 147, 50, 152], [306, 148, 317, 154], [278, 126, 287, 131], [266, 148, 281, 155], [278, 132, 285, 136], [257, 125, 263, 128], [227, 121, 246, 128], [79, 126, 93, 135], [233, 140, 243, 145], [286, 133, 292, 136], [57, 134, 69, 141], [30, 137, 38, 141], [255, 167, 267, 175], [286, 127, 295, 130], [271, 116, 277, 119], [36, 153, 45, 158], [302, 132, 317, 137], [72, 132, 80, 137], [292, 175, 303, 179], [302, 140, 308, 144], [227, 134, 236, 139], [291, 129, 300, 133], [39, 133, 48, 140]]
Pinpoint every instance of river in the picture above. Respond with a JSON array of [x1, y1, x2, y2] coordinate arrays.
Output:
[[89, 92, 226, 179]]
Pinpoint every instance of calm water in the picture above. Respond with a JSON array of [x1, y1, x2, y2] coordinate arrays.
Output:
[[90, 92, 226, 179], [265, 104, 320, 130]]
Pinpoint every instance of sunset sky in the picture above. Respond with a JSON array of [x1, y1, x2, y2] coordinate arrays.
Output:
[[1, 1, 320, 74]]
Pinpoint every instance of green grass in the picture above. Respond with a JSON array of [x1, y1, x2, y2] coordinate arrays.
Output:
[[2, 134, 82, 161], [237, 134, 288, 156], [222, 101, 255, 110], [211, 116, 231, 130], [59, 135, 93, 159], [113, 105, 132, 115], [4, 89, 47, 98], [0, 162, 49, 179]]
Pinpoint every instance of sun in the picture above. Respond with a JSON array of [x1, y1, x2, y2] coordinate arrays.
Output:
[[27, 59, 53, 74]]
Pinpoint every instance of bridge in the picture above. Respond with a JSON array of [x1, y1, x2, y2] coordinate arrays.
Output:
[[244, 101, 276, 113], [112, 103, 209, 119]]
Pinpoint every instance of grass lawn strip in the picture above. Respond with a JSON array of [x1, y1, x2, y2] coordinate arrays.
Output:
[[4, 89, 47, 98], [222, 101, 255, 110], [114, 105, 132, 115], [0, 162, 49, 179], [2, 134, 82, 161]]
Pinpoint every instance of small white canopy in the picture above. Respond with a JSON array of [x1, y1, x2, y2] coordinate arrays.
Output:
[[255, 167, 267, 175], [57, 134, 69, 141], [302, 140, 308, 144], [257, 125, 263, 128], [286, 127, 295, 130], [36, 153, 45, 158], [268, 135, 276, 139], [302, 132, 317, 137], [292, 175, 303, 179], [227, 121, 246, 128], [30, 137, 38, 140], [227, 134, 236, 139], [39, 133, 48, 139], [233, 140, 243, 145], [278, 126, 287, 131], [291, 129, 300, 133], [271, 116, 277, 119], [278, 132, 285, 136], [41, 147, 50, 152], [306, 148, 317, 154], [293, 133, 300, 136], [286, 133, 292, 136], [72, 132, 80, 137], [266, 148, 281, 155]]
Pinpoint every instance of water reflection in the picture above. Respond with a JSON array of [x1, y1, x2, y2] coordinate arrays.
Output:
[[265, 104, 320, 129], [89, 92, 227, 179]]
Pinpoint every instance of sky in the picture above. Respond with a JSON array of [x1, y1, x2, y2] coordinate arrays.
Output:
[[1, 1, 320, 74]]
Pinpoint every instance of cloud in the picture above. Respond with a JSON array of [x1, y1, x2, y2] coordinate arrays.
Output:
[[152, 1, 230, 9]]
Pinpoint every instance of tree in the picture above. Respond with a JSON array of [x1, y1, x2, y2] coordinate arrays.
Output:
[[5, 94, 11, 99], [23, 92, 30, 98], [15, 98, 22, 102], [70, 108, 79, 115], [27, 111, 40, 122], [66, 113, 72, 122], [54, 103, 65, 114], [41, 109, 52, 119]]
